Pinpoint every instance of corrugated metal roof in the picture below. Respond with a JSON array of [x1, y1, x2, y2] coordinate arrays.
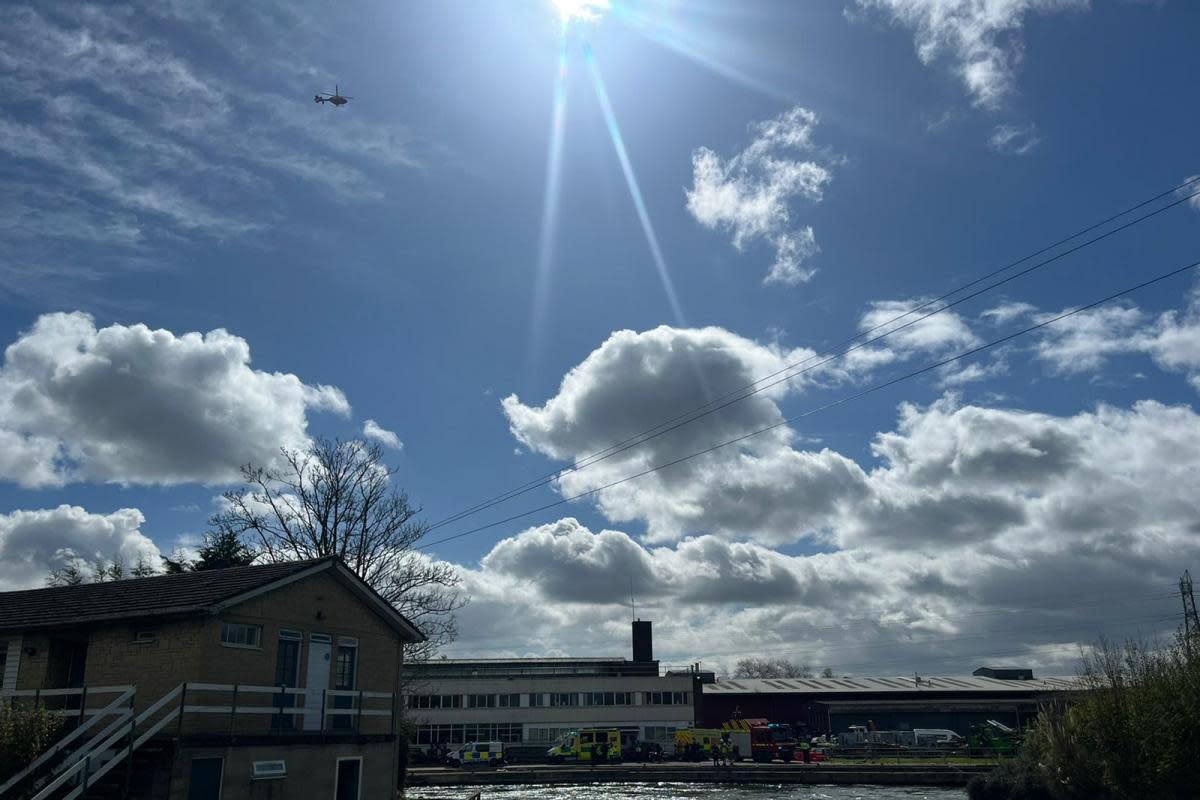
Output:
[[703, 675, 1081, 694]]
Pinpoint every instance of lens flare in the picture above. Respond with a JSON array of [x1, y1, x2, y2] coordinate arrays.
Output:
[[551, 0, 610, 24], [527, 35, 572, 383], [585, 45, 686, 327]]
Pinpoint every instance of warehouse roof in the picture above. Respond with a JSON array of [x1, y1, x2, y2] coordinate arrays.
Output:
[[703, 674, 1081, 695]]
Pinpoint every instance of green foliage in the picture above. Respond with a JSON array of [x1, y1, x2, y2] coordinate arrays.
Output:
[[0, 702, 62, 782], [162, 530, 258, 573], [969, 629, 1200, 800], [47, 553, 158, 585]]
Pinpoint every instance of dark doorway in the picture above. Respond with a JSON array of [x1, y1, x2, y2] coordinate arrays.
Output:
[[335, 758, 361, 800], [46, 638, 87, 688], [187, 757, 223, 800], [272, 632, 301, 730], [46, 638, 88, 717]]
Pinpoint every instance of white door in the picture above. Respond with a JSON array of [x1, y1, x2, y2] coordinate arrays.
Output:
[[303, 635, 332, 731]]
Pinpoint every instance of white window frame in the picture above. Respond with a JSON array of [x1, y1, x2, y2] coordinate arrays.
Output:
[[220, 622, 262, 649], [332, 756, 363, 800]]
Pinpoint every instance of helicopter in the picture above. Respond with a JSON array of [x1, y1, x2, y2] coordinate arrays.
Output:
[[314, 84, 352, 107]]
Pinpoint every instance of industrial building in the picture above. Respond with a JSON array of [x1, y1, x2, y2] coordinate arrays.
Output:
[[403, 621, 700, 754], [701, 668, 1080, 736]]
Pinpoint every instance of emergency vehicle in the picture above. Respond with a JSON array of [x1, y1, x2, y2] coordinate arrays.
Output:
[[446, 741, 504, 767], [546, 728, 621, 762], [673, 728, 726, 761], [721, 718, 799, 762]]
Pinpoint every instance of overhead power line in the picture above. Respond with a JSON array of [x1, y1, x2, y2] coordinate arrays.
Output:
[[425, 177, 1200, 534], [419, 255, 1200, 550]]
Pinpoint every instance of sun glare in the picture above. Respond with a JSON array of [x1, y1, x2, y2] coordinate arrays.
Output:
[[551, 0, 610, 24]]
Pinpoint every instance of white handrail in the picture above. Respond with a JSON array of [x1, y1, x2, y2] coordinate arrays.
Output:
[[0, 686, 135, 797]]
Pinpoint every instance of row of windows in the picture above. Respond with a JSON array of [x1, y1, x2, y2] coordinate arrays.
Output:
[[414, 723, 523, 745], [409, 694, 463, 709], [582, 692, 633, 706], [409, 690, 689, 709], [645, 691, 689, 705], [643, 726, 678, 741], [417, 725, 683, 745]]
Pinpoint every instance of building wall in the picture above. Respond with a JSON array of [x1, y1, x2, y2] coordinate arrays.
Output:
[[85, 619, 209, 707], [170, 740, 394, 800], [9, 570, 405, 747], [406, 674, 696, 748]]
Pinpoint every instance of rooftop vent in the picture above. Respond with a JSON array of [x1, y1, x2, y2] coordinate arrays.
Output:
[[973, 666, 1034, 681]]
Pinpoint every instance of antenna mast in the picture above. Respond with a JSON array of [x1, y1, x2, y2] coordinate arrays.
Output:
[[1181, 570, 1199, 646]]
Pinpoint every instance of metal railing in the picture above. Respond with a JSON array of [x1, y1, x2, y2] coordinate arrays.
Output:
[[0, 687, 134, 797], [2, 683, 397, 800]]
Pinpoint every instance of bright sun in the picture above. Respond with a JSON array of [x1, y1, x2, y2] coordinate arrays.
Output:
[[551, 0, 610, 23]]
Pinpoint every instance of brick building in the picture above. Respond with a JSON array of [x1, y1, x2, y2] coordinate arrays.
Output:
[[0, 557, 424, 800]]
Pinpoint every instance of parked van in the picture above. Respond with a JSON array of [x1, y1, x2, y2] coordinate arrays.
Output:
[[546, 728, 621, 762], [447, 741, 505, 767]]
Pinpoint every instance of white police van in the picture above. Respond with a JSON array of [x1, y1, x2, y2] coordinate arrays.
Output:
[[447, 741, 505, 768]]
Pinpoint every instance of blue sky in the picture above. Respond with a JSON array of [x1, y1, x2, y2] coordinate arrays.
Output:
[[1, 0, 1199, 674]]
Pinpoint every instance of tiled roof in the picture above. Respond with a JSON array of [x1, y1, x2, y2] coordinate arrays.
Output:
[[0, 558, 331, 632]]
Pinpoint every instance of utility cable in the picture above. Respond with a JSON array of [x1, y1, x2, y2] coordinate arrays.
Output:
[[425, 178, 1200, 534], [418, 255, 1200, 550]]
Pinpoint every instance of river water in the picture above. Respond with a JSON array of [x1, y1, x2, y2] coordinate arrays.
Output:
[[407, 784, 967, 799]]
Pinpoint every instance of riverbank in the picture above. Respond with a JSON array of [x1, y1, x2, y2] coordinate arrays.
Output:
[[407, 762, 992, 788]]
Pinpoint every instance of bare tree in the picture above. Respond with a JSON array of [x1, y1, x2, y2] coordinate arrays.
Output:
[[733, 657, 813, 679], [212, 437, 465, 660]]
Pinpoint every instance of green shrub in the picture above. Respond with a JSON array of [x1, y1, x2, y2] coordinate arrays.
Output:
[[969, 629, 1200, 800], [0, 702, 63, 782]]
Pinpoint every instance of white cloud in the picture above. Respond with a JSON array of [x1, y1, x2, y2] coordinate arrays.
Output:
[[686, 106, 835, 286], [858, 298, 979, 355], [458, 390, 1200, 672], [1033, 288, 1200, 389], [981, 301, 1038, 324], [0, 505, 160, 590], [988, 122, 1041, 155], [363, 419, 404, 450], [1183, 176, 1200, 212], [503, 325, 870, 543], [0, 312, 349, 488], [853, 0, 1089, 108]]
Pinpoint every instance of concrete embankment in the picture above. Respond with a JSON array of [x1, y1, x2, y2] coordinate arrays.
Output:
[[408, 762, 991, 788]]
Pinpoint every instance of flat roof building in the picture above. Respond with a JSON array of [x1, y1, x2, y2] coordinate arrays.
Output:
[[403, 621, 698, 753]]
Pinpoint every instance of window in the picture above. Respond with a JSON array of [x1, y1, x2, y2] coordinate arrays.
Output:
[[583, 691, 632, 706], [409, 694, 463, 710], [415, 723, 522, 745], [133, 630, 157, 644], [467, 694, 496, 709], [644, 691, 689, 705], [332, 641, 357, 730], [498, 693, 521, 708], [220, 622, 261, 648], [527, 693, 545, 707], [550, 692, 578, 707], [644, 726, 677, 741], [527, 727, 573, 743]]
